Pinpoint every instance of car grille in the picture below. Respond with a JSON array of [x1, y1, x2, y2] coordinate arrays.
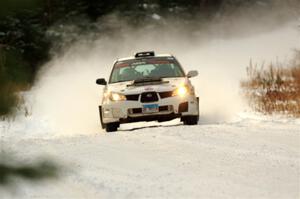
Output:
[[178, 102, 188, 113], [128, 105, 172, 115], [126, 91, 174, 101], [159, 105, 169, 112], [159, 91, 173, 99], [131, 108, 142, 114], [126, 94, 140, 101], [140, 92, 159, 103]]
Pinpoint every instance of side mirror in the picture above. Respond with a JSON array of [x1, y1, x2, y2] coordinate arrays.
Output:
[[96, 78, 107, 85], [187, 70, 198, 78]]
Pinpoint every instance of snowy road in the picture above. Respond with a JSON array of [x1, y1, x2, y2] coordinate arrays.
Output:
[[1, 116, 300, 199], [0, 9, 299, 199]]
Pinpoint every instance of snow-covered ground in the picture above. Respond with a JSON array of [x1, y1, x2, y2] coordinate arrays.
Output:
[[1, 114, 299, 199], [1, 18, 300, 199]]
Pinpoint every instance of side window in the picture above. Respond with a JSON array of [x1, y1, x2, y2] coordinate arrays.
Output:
[[110, 68, 119, 83], [172, 64, 180, 76], [119, 67, 127, 75]]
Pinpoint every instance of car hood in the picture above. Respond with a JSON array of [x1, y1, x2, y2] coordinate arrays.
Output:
[[107, 77, 188, 95]]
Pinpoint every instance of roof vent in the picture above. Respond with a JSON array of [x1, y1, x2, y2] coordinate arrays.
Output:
[[135, 51, 155, 58]]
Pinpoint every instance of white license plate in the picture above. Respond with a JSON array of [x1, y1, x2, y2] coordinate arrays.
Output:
[[142, 104, 159, 113]]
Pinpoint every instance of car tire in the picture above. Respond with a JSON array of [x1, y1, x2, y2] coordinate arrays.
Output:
[[105, 122, 119, 132], [181, 115, 199, 125], [99, 106, 106, 129]]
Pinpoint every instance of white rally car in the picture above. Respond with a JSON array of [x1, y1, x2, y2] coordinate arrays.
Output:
[[96, 51, 199, 132]]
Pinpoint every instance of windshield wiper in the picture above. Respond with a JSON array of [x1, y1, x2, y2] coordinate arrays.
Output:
[[113, 80, 132, 83]]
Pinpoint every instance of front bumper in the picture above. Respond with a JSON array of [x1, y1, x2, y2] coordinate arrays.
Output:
[[99, 95, 199, 126]]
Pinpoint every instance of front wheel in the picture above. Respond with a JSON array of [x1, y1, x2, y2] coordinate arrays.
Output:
[[181, 115, 199, 125], [105, 122, 120, 132]]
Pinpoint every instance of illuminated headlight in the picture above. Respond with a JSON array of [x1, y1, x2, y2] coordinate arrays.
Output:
[[172, 86, 189, 97], [105, 92, 126, 101]]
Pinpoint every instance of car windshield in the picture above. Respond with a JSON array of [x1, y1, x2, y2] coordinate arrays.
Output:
[[109, 57, 185, 83]]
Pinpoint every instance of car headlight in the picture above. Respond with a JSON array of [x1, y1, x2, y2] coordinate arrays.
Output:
[[105, 92, 126, 101], [172, 85, 189, 97]]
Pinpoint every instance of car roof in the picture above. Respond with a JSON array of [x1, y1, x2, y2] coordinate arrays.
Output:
[[117, 53, 173, 62]]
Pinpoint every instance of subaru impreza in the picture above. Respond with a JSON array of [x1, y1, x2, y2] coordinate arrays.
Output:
[[96, 51, 199, 132]]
